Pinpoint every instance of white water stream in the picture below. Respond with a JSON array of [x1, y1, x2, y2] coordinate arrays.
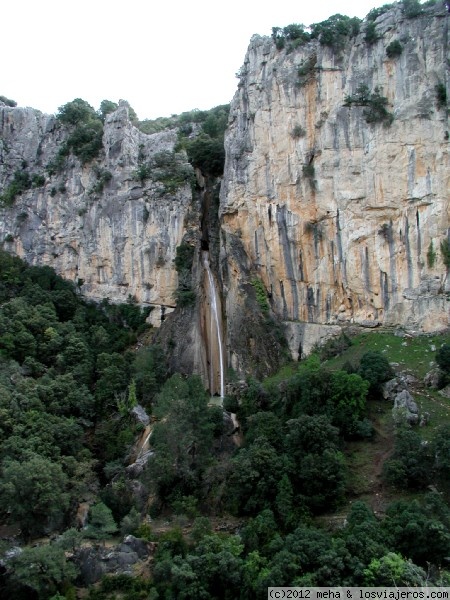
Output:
[[202, 251, 225, 398]]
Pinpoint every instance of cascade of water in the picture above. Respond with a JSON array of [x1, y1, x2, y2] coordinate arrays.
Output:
[[202, 251, 225, 398]]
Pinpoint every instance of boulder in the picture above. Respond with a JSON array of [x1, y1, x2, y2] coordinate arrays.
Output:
[[393, 389, 419, 425], [120, 535, 151, 559], [438, 385, 450, 399], [424, 368, 441, 388], [382, 378, 405, 400], [130, 404, 150, 426]]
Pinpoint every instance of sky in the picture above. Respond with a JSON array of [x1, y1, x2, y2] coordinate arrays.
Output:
[[3, 0, 398, 121]]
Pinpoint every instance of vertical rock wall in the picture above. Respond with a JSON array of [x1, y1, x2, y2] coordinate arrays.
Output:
[[220, 5, 449, 368], [0, 103, 195, 325]]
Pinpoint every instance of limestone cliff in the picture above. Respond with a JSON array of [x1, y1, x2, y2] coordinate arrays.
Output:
[[0, 102, 196, 327], [0, 4, 449, 381], [220, 3, 449, 365]]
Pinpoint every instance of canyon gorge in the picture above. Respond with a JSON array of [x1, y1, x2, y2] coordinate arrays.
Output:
[[0, 2, 448, 391]]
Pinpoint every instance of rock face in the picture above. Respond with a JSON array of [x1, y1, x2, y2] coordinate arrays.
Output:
[[0, 102, 195, 326], [220, 4, 449, 370], [0, 6, 449, 378]]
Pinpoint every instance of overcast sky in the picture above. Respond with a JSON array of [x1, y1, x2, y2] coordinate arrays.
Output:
[[3, 0, 398, 120]]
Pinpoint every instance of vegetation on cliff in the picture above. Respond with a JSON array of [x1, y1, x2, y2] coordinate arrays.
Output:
[[271, 0, 443, 53]]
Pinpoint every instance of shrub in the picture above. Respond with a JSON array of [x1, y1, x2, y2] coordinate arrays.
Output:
[[297, 55, 317, 87], [366, 3, 395, 21], [135, 151, 194, 192], [175, 243, 195, 273], [364, 92, 394, 125], [365, 22, 380, 44], [174, 243, 196, 307], [0, 95, 17, 107], [66, 119, 103, 164], [46, 146, 70, 175], [435, 83, 447, 110], [402, 0, 424, 18], [55, 99, 104, 165], [98, 99, 118, 121], [90, 168, 112, 194], [344, 84, 394, 126], [134, 163, 152, 183], [441, 239, 450, 268], [271, 24, 310, 51], [31, 173, 46, 187], [302, 163, 315, 178], [436, 344, 450, 373], [184, 135, 225, 177], [0, 170, 32, 206], [386, 40, 403, 58], [427, 241, 437, 268], [316, 332, 352, 361], [291, 124, 306, 138], [251, 279, 270, 313], [310, 14, 361, 50], [151, 151, 194, 193]]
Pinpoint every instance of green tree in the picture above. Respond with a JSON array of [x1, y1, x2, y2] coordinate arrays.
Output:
[[364, 22, 379, 44], [228, 438, 286, 514], [9, 544, 78, 599], [240, 509, 278, 553], [436, 343, 450, 386], [383, 427, 433, 489], [358, 351, 394, 396], [310, 14, 361, 49], [329, 370, 369, 436], [434, 424, 450, 479], [133, 344, 168, 407], [245, 411, 283, 449], [0, 455, 69, 537], [120, 506, 141, 536], [85, 502, 118, 540], [383, 499, 450, 566], [98, 99, 118, 121], [402, 0, 424, 18], [285, 416, 346, 513], [275, 475, 295, 528], [146, 374, 216, 502], [364, 552, 426, 586], [0, 95, 17, 107], [95, 352, 130, 411], [155, 534, 244, 599], [57, 98, 97, 125], [341, 501, 387, 580], [185, 135, 225, 177]]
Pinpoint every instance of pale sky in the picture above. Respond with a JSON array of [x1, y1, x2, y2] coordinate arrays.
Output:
[[3, 0, 399, 120]]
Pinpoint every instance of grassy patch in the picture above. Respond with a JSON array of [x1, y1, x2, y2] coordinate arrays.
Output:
[[261, 362, 300, 389], [324, 331, 450, 378]]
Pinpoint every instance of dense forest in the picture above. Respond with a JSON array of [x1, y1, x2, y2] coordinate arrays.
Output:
[[0, 249, 449, 599]]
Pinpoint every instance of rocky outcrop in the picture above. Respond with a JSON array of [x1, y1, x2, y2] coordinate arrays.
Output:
[[75, 535, 155, 585], [393, 388, 419, 425], [0, 102, 196, 326], [220, 4, 449, 371]]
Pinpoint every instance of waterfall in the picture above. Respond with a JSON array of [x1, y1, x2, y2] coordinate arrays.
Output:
[[202, 251, 225, 398]]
